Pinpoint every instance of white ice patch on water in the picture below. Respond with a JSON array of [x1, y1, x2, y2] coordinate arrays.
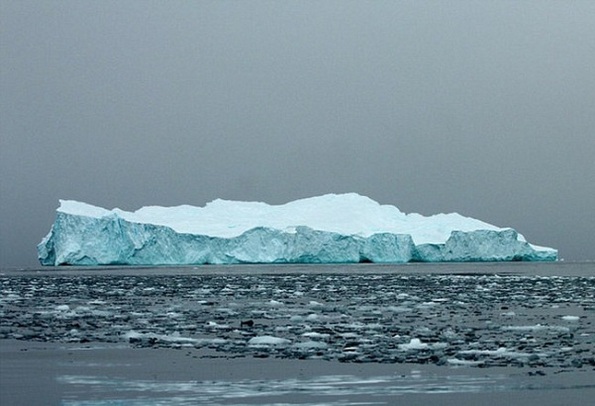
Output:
[[385, 305, 412, 313], [248, 336, 291, 346], [302, 332, 330, 340], [0, 292, 21, 304], [294, 341, 329, 350], [501, 324, 571, 333], [399, 338, 429, 350], [305, 313, 327, 322], [457, 347, 538, 359], [124, 331, 201, 345], [205, 321, 230, 329], [447, 358, 484, 366]]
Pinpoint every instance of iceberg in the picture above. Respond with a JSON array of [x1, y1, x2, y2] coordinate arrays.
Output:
[[37, 193, 557, 265]]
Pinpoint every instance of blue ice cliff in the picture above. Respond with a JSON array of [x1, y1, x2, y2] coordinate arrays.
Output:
[[38, 193, 557, 265]]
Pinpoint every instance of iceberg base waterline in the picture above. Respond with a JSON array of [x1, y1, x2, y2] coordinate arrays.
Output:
[[38, 193, 557, 265]]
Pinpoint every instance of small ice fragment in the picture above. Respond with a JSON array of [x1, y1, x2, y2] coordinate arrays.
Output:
[[447, 358, 483, 366], [399, 338, 429, 350], [294, 341, 328, 349], [302, 332, 330, 339], [248, 336, 291, 346]]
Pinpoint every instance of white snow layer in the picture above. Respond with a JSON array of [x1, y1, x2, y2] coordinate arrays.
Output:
[[38, 193, 557, 265]]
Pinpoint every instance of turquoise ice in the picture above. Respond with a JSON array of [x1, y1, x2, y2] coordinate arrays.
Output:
[[38, 193, 557, 265]]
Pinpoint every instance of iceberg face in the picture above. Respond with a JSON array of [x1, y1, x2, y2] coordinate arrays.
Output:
[[38, 193, 557, 265]]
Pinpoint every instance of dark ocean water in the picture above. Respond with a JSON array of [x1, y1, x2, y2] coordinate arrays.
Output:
[[1, 262, 594, 405]]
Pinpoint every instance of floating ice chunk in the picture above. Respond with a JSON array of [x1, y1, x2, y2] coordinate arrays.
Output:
[[38, 193, 557, 265], [205, 321, 230, 329], [248, 336, 291, 346], [447, 358, 484, 366], [124, 331, 144, 341], [457, 347, 535, 359], [386, 306, 412, 313], [294, 341, 328, 349], [416, 301, 439, 309], [124, 330, 198, 344], [501, 324, 571, 333], [302, 332, 330, 339], [0, 293, 21, 304], [305, 313, 327, 322], [440, 328, 460, 340], [399, 338, 429, 350], [561, 315, 580, 322]]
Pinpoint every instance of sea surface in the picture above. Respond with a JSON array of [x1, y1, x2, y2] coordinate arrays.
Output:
[[1, 262, 594, 405]]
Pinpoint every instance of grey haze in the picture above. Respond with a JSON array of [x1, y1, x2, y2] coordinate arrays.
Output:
[[1, 0, 594, 267]]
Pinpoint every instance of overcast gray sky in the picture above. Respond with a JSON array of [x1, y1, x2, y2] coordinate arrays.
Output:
[[1, 0, 594, 267]]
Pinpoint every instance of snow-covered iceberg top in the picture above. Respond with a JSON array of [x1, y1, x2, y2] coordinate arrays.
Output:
[[38, 193, 557, 265]]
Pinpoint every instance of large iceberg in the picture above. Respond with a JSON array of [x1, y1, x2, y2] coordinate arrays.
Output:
[[38, 193, 557, 265]]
